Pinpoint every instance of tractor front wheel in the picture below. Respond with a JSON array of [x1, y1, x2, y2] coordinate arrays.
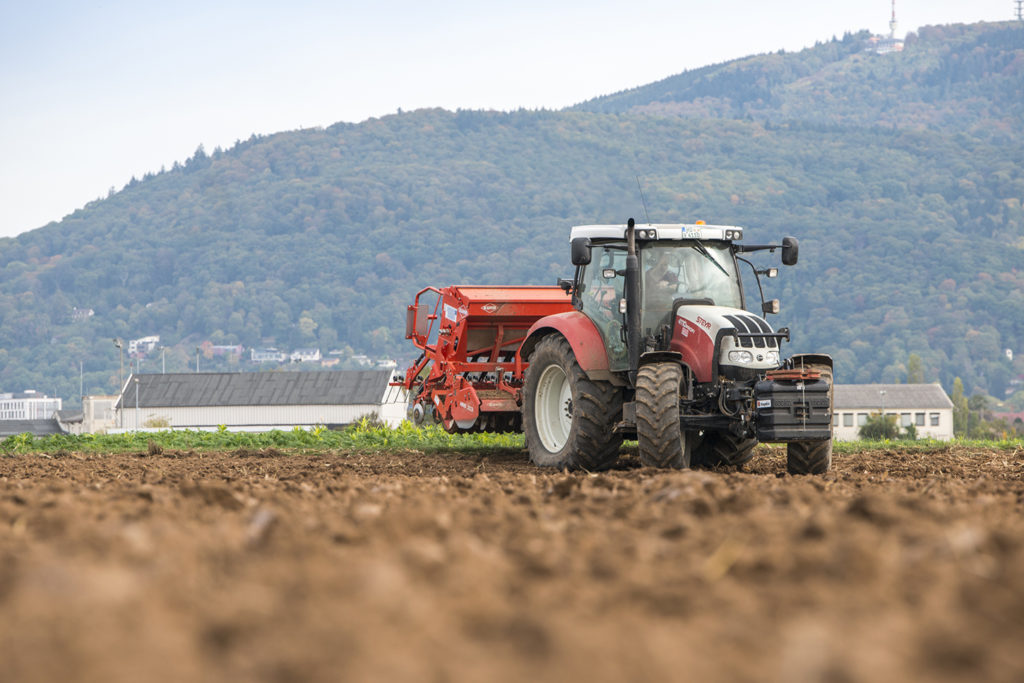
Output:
[[523, 335, 623, 470], [692, 431, 757, 469], [636, 363, 691, 468], [786, 362, 834, 475]]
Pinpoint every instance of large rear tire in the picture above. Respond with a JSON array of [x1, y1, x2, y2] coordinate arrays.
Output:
[[523, 335, 623, 470], [692, 431, 757, 469], [636, 363, 691, 469], [786, 363, 834, 475]]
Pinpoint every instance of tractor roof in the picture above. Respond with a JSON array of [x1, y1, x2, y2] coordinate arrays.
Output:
[[570, 223, 743, 242]]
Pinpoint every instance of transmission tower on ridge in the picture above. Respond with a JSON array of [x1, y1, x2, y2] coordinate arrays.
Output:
[[1016, 0, 1023, 21], [867, 0, 904, 54]]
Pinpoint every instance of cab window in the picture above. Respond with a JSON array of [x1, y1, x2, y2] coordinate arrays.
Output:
[[577, 245, 628, 371]]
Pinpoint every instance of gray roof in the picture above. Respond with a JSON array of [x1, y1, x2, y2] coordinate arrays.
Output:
[[116, 370, 395, 409], [55, 410, 84, 423], [0, 419, 65, 437], [833, 383, 953, 411]]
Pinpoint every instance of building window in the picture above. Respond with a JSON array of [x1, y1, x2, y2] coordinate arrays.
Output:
[[915, 413, 925, 426], [901, 413, 912, 427], [857, 413, 868, 427], [930, 413, 940, 426], [833, 413, 839, 427], [843, 413, 853, 427]]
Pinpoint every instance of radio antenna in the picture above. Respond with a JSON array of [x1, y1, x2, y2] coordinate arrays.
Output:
[[635, 176, 651, 225]]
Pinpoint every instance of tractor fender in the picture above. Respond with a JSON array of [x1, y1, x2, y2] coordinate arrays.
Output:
[[788, 353, 834, 374], [517, 311, 610, 373]]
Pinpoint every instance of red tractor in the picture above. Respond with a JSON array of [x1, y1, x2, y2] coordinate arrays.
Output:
[[399, 219, 833, 474]]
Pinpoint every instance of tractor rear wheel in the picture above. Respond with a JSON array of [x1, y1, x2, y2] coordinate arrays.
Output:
[[636, 363, 691, 468], [786, 363, 834, 475], [523, 335, 623, 470], [692, 431, 757, 469]]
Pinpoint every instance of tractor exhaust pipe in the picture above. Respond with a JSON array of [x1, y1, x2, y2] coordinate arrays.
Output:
[[624, 217, 642, 386]]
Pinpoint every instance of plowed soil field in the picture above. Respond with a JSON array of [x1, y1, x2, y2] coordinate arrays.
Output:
[[1, 444, 1022, 682]]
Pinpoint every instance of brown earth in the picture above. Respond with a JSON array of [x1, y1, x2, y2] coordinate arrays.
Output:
[[1, 444, 1022, 683]]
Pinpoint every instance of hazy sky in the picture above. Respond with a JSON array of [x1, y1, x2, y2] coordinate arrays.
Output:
[[0, 0, 1015, 238]]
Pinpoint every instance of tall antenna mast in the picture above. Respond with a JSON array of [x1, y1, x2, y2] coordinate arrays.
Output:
[[635, 176, 651, 225], [889, 0, 898, 39]]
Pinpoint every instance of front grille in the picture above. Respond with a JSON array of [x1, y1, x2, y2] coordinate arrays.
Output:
[[724, 314, 778, 348]]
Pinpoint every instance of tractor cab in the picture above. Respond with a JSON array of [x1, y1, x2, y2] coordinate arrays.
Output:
[[568, 222, 781, 377]]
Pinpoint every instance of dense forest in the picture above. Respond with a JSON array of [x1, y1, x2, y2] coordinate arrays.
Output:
[[0, 21, 1021, 408]]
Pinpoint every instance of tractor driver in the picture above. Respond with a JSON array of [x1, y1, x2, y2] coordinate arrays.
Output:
[[644, 250, 680, 296], [644, 246, 726, 309], [642, 249, 683, 332]]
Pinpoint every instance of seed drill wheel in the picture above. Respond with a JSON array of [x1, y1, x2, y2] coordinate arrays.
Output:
[[786, 363, 834, 475], [523, 335, 623, 470], [635, 363, 691, 469]]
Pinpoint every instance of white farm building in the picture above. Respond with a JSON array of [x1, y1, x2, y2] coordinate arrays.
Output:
[[114, 370, 408, 432], [832, 383, 954, 441]]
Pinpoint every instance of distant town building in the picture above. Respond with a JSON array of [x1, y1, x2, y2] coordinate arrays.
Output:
[[113, 370, 408, 431], [71, 307, 95, 322], [208, 344, 244, 357], [0, 390, 62, 421], [832, 383, 954, 441], [56, 396, 120, 435], [290, 348, 322, 363], [251, 347, 287, 363], [128, 335, 160, 356]]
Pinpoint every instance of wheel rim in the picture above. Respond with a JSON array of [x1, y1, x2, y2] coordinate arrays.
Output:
[[534, 363, 573, 453]]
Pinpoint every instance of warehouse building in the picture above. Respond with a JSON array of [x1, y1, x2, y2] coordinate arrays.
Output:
[[113, 370, 407, 432], [832, 383, 954, 441], [0, 390, 62, 421]]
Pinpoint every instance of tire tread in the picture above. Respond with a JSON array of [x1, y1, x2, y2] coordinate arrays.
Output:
[[636, 364, 689, 468], [786, 362, 834, 475]]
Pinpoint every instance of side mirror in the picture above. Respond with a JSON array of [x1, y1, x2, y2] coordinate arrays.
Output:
[[571, 237, 592, 266], [781, 236, 799, 266], [762, 299, 780, 315]]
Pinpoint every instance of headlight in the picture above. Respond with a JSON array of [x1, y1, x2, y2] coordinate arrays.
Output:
[[765, 350, 780, 365], [728, 350, 753, 364]]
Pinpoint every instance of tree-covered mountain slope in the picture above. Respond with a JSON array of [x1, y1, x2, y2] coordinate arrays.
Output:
[[0, 22, 1021, 405], [576, 22, 1024, 135]]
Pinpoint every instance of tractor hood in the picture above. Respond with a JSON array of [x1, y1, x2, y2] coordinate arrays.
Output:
[[670, 305, 781, 382]]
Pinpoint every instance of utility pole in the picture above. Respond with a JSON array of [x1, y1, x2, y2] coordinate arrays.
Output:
[[134, 376, 140, 431], [113, 338, 123, 428]]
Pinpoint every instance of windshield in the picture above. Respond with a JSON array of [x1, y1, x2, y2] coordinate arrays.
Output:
[[640, 242, 743, 333]]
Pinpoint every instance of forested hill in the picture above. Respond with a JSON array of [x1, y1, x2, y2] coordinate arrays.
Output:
[[0, 21, 1021, 407], [576, 22, 1024, 134]]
